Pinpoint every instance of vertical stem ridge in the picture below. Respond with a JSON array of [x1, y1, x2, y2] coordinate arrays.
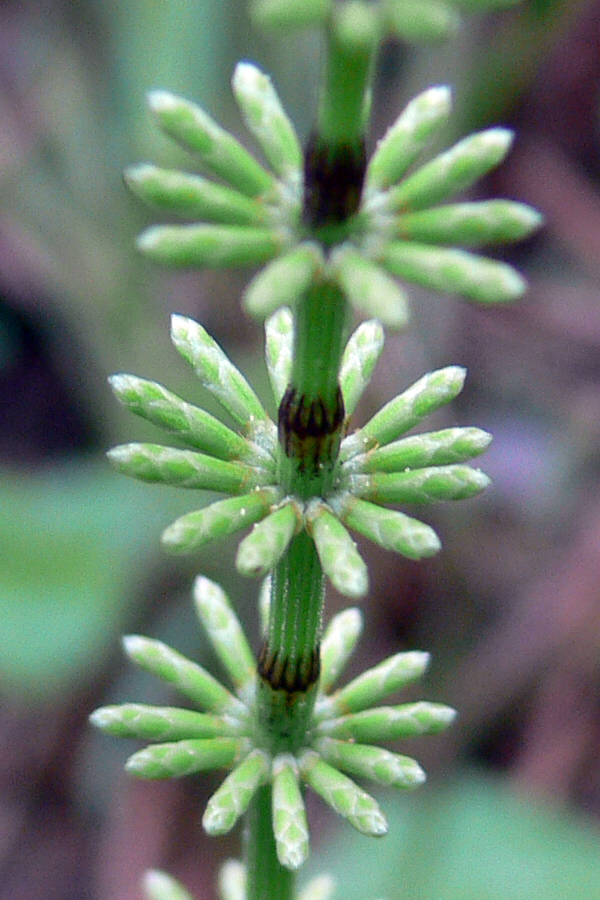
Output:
[[317, 19, 375, 148], [256, 279, 348, 754], [245, 786, 295, 900], [278, 280, 347, 498], [247, 24, 377, 894], [292, 279, 347, 413], [259, 532, 323, 695]]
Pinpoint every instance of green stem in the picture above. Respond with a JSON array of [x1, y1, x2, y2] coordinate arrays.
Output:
[[257, 278, 347, 699], [302, 14, 378, 232], [265, 531, 324, 698], [245, 785, 295, 900], [278, 278, 348, 499], [247, 20, 376, 900], [250, 280, 348, 895], [292, 279, 347, 419], [317, 14, 378, 147]]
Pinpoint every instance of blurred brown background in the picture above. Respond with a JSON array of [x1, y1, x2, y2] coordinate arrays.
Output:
[[1, 1, 600, 898]]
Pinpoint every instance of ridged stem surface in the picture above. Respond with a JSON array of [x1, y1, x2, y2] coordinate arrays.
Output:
[[247, 22, 377, 900], [245, 786, 295, 900]]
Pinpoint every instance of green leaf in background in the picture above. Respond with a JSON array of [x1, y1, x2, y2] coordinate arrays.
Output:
[[312, 772, 600, 898], [104, 0, 229, 159], [0, 459, 188, 700]]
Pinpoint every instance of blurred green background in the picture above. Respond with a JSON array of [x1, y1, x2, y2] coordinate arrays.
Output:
[[2, 1, 600, 898]]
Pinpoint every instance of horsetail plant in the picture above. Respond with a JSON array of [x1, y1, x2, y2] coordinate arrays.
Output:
[[91, 2, 541, 898]]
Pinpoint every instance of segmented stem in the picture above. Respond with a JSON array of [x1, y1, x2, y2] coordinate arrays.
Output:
[[250, 38, 374, 883]]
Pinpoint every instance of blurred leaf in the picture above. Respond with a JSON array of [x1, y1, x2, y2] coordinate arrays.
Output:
[[313, 772, 600, 898], [0, 458, 188, 700], [458, 0, 587, 130], [103, 0, 229, 159], [0, 3, 232, 445]]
